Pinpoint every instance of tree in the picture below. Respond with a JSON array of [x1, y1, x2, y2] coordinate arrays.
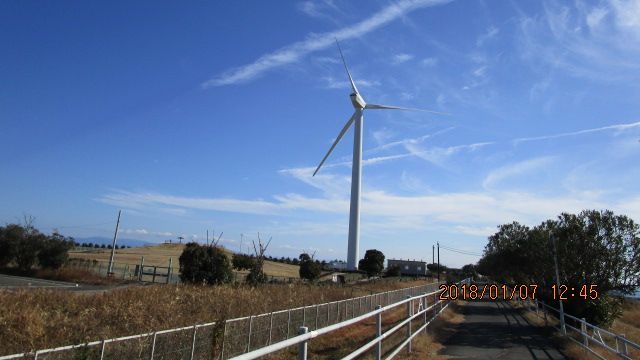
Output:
[[38, 232, 74, 269], [358, 249, 385, 277], [14, 225, 46, 272], [0, 224, 21, 267], [179, 242, 232, 285], [246, 234, 271, 285], [461, 264, 477, 279], [299, 253, 321, 281], [232, 253, 255, 271], [386, 265, 401, 277], [478, 210, 640, 326]]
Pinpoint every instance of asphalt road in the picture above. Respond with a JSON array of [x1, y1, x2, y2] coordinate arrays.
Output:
[[0, 274, 79, 289], [439, 300, 566, 359]]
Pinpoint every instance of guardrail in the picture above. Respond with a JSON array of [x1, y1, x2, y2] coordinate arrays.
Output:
[[519, 297, 640, 359], [229, 278, 471, 360], [0, 280, 445, 359]]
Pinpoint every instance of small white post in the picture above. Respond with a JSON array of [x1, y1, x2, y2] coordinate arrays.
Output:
[[190, 325, 197, 360], [581, 318, 588, 347], [247, 316, 253, 351], [375, 305, 382, 360], [287, 309, 292, 338], [100, 339, 106, 360], [150, 332, 157, 359], [620, 334, 629, 356], [406, 295, 412, 353], [423, 292, 428, 332], [268, 312, 274, 345], [315, 305, 319, 330], [298, 326, 309, 360]]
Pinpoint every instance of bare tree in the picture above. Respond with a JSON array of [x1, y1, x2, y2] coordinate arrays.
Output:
[[247, 233, 271, 285]]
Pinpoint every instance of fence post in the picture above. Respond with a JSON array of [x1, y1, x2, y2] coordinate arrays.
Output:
[[534, 299, 539, 316], [298, 327, 309, 360], [302, 306, 307, 326], [139, 256, 144, 281], [327, 303, 330, 325], [189, 325, 198, 360], [152, 266, 157, 283], [337, 301, 340, 321], [150, 332, 157, 359], [287, 309, 292, 338], [315, 305, 319, 330], [167, 258, 172, 284], [375, 305, 382, 360], [406, 295, 412, 353], [100, 339, 106, 360], [220, 321, 227, 360], [423, 292, 428, 333], [247, 316, 253, 351], [268, 312, 274, 345], [620, 334, 629, 356], [542, 301, 548, 326], [581, 318, 588, 347]]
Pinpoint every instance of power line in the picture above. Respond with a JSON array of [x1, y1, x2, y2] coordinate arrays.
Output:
[[439, 245, 482, 257]]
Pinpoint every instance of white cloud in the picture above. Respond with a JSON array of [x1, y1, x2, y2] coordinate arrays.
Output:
[[403, 141, 493, 166], [482, 156, 555, 189], [392, 53, 415, 64], [202, 0, 451, 87], [586, 7, 609, 30], [322, 76, 380, 89], [421, 57, 438, 66], [472, 65, 487, 77], [120, 228, 174, 238], [476, 26, 499, 46], [518, 1, 640, 82], [513, 120, 640, 144]]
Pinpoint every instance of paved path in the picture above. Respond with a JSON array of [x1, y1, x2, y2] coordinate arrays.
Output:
[[0, 273, 79, 288], [439, 300, 566, 359]]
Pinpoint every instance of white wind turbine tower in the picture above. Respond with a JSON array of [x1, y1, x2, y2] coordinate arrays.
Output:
[[313, 41, 447, 271]]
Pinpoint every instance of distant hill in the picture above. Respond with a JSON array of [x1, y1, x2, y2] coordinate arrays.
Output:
[[74, 236, 154, 248]]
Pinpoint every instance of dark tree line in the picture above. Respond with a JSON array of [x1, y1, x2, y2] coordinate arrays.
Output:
[[478, 209, 640, 325], [0, 223, 75, 272]]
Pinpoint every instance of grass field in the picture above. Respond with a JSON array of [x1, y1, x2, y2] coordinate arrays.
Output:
[[69, 243, 301, 279], [0, 279, 435, 356]]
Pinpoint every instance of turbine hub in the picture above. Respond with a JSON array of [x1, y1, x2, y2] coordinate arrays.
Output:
[[350, 93, 366, 109]]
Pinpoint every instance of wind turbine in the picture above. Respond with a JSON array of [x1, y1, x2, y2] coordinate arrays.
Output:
[[313, 41, 447, 271]]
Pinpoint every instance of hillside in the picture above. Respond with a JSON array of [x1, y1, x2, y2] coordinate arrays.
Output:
[[69, 243, 300, 279]]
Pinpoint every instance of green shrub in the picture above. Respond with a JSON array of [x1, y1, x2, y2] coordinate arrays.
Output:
[[179, 243, 232, 285]]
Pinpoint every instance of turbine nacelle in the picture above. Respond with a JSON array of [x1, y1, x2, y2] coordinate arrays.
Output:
[[350, 92, 366, 109]]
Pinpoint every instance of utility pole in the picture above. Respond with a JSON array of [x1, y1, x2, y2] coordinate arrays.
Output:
[[437, 242, 440, 283], [206, 230, 209, 246], [107, 210, 121, 276], [551, 232, 566, 335], [240, 233, 244, 254], [432, 245, 434, 265]]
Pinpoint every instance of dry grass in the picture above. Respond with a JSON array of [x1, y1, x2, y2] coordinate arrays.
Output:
[[513, 299, 640, 360], [262, 300, 463, 360], [35, 267, 123, 285], [0, 279, 433, 356], [69, 243, 301, 278]]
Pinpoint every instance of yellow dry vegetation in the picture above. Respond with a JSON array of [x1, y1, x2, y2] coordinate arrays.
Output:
[[0, 279, 434, 356], [69, 243, 300, 278]]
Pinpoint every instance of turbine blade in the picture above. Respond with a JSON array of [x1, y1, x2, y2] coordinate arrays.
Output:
[[365, 103, 450, 116], [335, 39, 359, 94], [313, 110, 361, 176]]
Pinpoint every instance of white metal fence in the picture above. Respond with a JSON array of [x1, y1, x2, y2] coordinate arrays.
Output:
[[230, 278, 470, 360], [520, 297, 640, 359], [0, 281, 444, 360]]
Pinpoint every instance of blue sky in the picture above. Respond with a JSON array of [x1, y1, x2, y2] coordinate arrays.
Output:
[[1, 0, 639, 267]]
